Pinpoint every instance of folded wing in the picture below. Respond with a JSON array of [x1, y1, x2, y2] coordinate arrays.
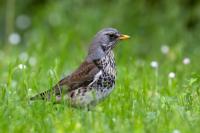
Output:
[[30, 60, 99, 100]]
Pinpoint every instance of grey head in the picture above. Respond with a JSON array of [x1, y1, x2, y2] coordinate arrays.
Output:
[[87, 28, 130, 61]]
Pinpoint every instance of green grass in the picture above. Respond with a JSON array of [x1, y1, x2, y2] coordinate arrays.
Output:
[[1, 0, 200, 133], [1, 36, 200, 133]]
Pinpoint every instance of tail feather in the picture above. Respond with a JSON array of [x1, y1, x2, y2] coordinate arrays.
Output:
[[30, 85, 63, 102], [30, 90, 52, 101]]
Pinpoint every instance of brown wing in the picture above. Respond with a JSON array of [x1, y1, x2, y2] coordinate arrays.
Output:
[[30, 60, 99, 101], [53, 60, 99, 95]]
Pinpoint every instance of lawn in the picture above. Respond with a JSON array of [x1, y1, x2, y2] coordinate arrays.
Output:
[[1, 0, 200, 133]]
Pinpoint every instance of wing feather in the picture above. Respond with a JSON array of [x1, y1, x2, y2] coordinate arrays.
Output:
[[30, 60, 99, 100]]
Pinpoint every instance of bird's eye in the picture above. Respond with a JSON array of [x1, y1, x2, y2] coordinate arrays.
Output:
[[109, 34, 116, 40]]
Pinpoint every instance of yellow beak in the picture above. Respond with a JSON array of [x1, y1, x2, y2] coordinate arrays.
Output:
[[118, 34, 130, 40]]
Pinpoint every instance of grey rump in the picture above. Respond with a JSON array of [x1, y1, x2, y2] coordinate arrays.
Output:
[[30, 28, 130, 108]]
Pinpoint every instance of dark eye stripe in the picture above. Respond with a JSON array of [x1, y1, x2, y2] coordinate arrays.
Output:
[[109, 34, 117, 40]]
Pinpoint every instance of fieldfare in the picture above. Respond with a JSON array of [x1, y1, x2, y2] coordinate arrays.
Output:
[[31, 28, 130, 108]]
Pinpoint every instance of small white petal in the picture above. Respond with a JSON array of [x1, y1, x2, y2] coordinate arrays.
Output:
[[161, 45, 169, 54], [150, 61, 158, 68], [11, 80, 17, 88], [169, 72, 176, 78], [16, 15, 31, 30], [9, 33, 21, 45], [112, 118, 116, 122], [48, 13, 61, 26], [183, 57, 190, 65], [18, 64, 27, 69], [19, 52, 29, 61], [29, 57, 37, 66], [172, 129, 181, 133], [28, 88, 32, 93]]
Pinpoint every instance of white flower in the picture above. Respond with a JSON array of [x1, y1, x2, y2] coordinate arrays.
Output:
[[29, 57, 37, 66], [150, 61, 158, 68], [11, 80, 17, 88], [183, 57, 190, 65], [48, 13, 61, 26], [18, 64, 27, 69], [28, 88, 32, 94], [172, 129, 181, 133], [161, 45, 169, 54], [168, 72, 176, 78], [16, 15, 31, 30], [9, 33, 21, 45], [112, 118, 116, 122], [19, 52, 29, 61]]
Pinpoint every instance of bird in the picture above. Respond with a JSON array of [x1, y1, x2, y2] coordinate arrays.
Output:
[[30, 28, 130, 108]]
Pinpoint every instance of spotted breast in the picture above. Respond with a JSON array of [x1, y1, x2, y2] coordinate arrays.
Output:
[[30, 28, 130, 108], [68, 51, 116, 107]]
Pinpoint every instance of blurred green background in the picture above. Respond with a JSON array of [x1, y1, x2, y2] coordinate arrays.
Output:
[[1, 0, 200, 51], [1, 0, 200, 133], [1, 0, 200, 78]]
